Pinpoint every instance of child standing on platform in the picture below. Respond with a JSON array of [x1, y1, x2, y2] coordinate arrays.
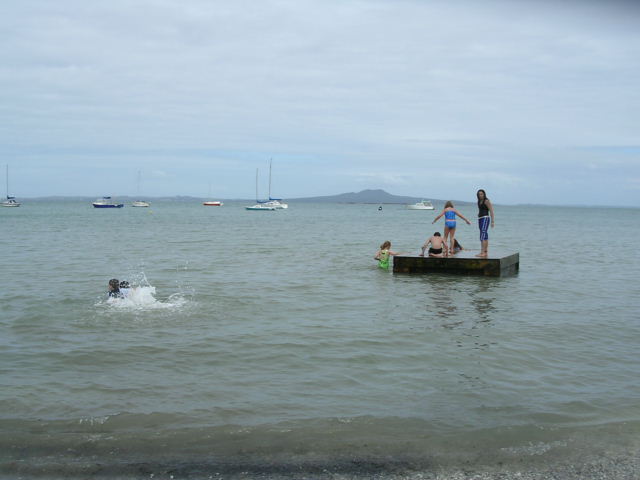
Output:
[[432, 201, 470, 255]]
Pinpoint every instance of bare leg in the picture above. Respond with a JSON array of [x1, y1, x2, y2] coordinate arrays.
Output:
[[443, 226, 451, 252], [476, 240, 489, 257], [449, 228, 456, 254]]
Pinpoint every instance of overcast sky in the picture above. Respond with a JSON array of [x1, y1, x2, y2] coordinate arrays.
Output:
[[1, 0, 639, 205]]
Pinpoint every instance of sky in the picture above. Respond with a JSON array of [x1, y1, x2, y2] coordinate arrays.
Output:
[[1, 0, 639, 205]]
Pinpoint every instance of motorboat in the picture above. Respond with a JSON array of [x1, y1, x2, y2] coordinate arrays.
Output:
[[92, 197, 124, 208], [406, 200, 434, 210], [203, 201, 223, 206], [2, 165, 20, 207]]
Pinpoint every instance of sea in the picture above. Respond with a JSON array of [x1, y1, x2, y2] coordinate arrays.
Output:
[[1, 200, 639, 479]]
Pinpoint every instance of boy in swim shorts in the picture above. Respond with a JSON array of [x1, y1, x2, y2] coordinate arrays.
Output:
[[420, 232, 449, 257]]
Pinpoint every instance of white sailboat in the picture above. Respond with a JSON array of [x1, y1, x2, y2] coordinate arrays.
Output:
[[261, 158, 288, 209], [131, 171, 150, 207], [2, 165, 20, 207], [246, 169, 276, 211]]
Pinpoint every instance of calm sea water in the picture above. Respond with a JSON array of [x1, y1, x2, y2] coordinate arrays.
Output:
[[1, 201, 639, 477]]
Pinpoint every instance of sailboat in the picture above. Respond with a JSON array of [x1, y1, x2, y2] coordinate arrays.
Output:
[[131, 171, 150, 207], [2, 165, 20, 207], [246, 169, 276, 211], [260, 159, 288, 209], [203, 182, 223, 206]]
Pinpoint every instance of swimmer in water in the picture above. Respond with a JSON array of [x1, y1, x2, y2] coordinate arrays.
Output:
[[374, 240, 401, 270], [119, 280, 131, 297], [108, 278, 123, 298]]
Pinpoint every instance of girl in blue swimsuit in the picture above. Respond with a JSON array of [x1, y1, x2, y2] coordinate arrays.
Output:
[[432, 201, 471, 255]]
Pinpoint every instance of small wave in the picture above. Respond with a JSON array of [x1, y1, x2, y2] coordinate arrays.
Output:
[[97, 286, 189, 311]]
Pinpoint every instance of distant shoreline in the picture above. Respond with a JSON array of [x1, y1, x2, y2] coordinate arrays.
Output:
[[11, 197, 638, 208]]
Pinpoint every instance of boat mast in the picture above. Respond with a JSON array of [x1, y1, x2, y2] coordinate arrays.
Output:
[[255, 168, 259, 202], [5, 164, 9, 198], [268, 158, 272, 199]]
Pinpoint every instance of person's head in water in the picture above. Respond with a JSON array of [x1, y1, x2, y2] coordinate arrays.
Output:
[[477, 189, 488, 204], [445, 201, 454, 208], [433, 232, 441, 237], [109, 279, 120, 292], [380, 240, 391, 250], [119, 280, 130, 289]]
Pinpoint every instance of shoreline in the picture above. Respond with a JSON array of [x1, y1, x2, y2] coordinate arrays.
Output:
[[3, 452, 639, 479]]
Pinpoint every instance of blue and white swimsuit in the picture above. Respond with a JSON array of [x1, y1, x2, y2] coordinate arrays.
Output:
[[444, 210, 456, 229]]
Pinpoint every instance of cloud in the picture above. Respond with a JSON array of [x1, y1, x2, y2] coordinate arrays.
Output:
[[0, 0, 639, 205]]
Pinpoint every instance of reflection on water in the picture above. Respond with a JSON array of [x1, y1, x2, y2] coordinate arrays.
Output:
[[470, 278, 498, 323]]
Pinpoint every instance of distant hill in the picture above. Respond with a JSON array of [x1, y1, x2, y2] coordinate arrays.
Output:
[[290, 189, 432, 204]]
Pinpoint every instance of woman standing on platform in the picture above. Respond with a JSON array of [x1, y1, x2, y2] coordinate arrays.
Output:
[[476, 189, 495, 258]]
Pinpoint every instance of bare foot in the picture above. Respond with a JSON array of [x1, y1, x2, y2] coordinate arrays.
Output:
[[475, 252, 487, 258]]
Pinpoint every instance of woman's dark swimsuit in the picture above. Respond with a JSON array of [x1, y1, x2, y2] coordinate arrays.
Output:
[[478, 199, 489, 217]]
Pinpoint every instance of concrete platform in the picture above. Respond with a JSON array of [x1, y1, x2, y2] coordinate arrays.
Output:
[[393, 251, 519, 277]]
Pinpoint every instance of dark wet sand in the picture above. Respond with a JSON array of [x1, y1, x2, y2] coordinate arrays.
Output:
[[3, 451, 639, 480]]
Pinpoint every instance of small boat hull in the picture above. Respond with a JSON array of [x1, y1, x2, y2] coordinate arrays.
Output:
[[93, 196, 123, 208], [246, 205, 276, 211], [264, 200, 288, 209], [2, 197, 20, 207], [203, 201, 223, 206]]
